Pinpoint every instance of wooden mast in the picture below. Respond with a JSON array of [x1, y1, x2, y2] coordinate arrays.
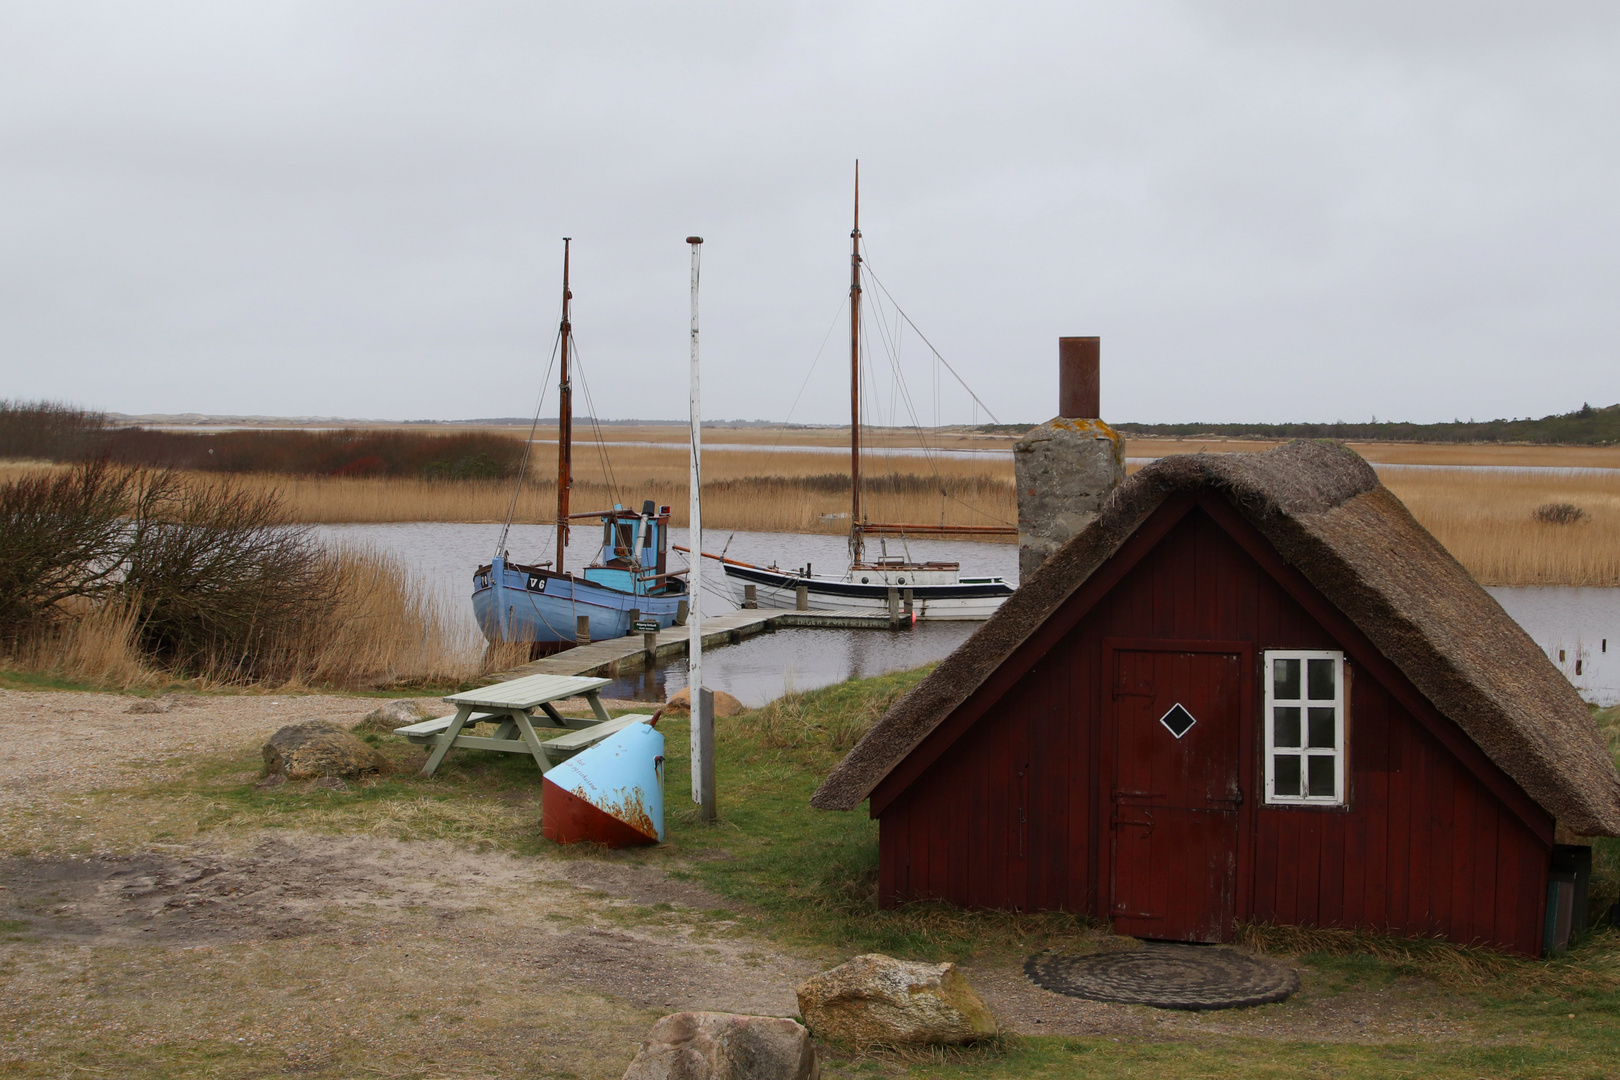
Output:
[[849, 163, 864, 567], [556, 238, 573, 572]]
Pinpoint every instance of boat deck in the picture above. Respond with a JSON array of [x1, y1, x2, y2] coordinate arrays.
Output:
[[491, 606, 907, 682]]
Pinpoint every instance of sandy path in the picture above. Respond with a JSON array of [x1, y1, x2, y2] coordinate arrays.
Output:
[[0, 689, 400, 807]]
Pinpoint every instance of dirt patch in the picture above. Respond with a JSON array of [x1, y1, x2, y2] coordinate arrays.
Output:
[[0, 688, 427, 809], [543, 857, 737, 912]]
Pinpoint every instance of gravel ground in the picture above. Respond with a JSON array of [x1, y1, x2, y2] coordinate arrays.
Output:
[[0, 688, 645, 809], [0, 685, 1483, 1077]]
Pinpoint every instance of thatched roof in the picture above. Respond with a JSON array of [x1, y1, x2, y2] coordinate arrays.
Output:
[[812, 440, 1620, 837]]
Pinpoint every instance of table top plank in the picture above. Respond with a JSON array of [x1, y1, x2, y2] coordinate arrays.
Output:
[[444, 673, 611, 710]]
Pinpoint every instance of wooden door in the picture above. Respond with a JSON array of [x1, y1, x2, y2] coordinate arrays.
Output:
[[1109, 648, 1244, 942]]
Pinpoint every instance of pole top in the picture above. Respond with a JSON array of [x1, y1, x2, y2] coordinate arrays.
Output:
[[686, 236, 704, 245]]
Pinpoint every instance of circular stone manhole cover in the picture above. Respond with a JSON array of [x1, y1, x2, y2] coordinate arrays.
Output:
[[1025, 944, 1300, 1011]]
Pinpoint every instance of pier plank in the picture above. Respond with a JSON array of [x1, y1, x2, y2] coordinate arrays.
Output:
[[490, 606, 910, 683]]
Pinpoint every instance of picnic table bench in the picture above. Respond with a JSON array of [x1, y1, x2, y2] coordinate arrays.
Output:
[[394, 673, 653, 777]]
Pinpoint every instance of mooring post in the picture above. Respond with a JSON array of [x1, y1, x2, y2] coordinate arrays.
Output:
[[743, 583, 757, 609], [643, 631, 657, 664], [627, 608, 639, 633], [795, 584, 809, 611], [575, 615, 591, 645], [675, 600, 688, 626], [887, 587, 900, 622], [903, 587, 914, 618]]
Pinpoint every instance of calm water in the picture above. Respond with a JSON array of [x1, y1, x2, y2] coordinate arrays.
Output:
[[1489, 587, 1620, 707], [315, 522, 1619, 708], [314, 522, 1016, 705]]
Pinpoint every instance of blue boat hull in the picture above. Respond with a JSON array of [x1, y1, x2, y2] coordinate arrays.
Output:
[[472, 556, 685, 645]]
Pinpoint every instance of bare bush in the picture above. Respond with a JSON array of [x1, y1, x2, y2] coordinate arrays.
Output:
[[1533, 502, 1587, 525], [120, 472, 342, 680], [0, 399, 110, 461], [0, 460, 132, 641]]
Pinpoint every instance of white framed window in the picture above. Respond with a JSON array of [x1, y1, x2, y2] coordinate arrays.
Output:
[[1263, 650, 1346, 806]]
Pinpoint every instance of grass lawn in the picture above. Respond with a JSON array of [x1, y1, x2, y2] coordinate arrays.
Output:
[[7, 672, 1620, 1078]]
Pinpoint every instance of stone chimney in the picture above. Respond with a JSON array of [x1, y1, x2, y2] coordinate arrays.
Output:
[[1013, 337, 1125, 580]]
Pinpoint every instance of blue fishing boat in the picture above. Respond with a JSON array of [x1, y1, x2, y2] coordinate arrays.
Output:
[[473, 238, 689, 651], [474, 501, 686, 646]]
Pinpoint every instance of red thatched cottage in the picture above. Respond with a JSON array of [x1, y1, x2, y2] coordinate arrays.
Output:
[[812, 440, 1620, 956]]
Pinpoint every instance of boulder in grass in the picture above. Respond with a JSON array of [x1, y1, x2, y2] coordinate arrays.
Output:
[[795, 954, 996, 1048], [352, 699, 434, 734], [664, 687, 745, 718], [621, 1012, 818, 1080], [263, 721, 388, 781]]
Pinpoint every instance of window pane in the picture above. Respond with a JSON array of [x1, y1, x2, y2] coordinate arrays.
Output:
[[1307, 755, 1336, 797], [1308, 707, 1336, 748], [1273, 658, 1301, 700], [1273, 707, 1301, 748], [1308, 658, 1336, 700], [1274, 755, 1301, 797]]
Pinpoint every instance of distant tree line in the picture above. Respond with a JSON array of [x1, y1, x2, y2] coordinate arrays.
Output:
[[1112, 403, 1620, 445], [977, 402, 1620, 445], [0, 400, 526, 479]]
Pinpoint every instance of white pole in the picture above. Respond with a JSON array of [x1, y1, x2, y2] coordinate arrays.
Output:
[[686, 236, 715, 820]]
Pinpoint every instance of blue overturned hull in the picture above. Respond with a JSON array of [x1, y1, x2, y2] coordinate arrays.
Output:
[[472, 556, 685, 645]]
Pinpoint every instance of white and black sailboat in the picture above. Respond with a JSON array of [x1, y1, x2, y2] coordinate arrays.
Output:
[[697, 168, 1016, 620]]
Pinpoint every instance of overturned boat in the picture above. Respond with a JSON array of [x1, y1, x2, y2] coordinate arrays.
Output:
[[541, 720, 664, 847]]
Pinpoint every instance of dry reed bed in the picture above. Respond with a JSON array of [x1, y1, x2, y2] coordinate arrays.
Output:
[[1380, 468, 1620, 587], [8, 540, 511, 692], [6, 451, 1620, 586]]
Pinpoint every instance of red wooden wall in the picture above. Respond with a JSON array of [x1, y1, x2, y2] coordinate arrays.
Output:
[[872, 497, 1552, 955]]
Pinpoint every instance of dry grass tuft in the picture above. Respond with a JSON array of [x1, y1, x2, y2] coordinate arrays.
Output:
[[9, 599, 160, 689], [1236, 919, 1620, 992], [1534, 502, 1588, 525]]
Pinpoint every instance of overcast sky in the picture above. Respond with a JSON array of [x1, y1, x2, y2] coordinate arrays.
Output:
[[2, 2, 1617, 425]]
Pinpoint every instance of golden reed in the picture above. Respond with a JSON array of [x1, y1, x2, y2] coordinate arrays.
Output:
[[5, 441, 1619, 588]]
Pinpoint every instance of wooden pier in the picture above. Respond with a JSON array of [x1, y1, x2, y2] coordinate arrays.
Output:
[[492, 606, 909, 682]]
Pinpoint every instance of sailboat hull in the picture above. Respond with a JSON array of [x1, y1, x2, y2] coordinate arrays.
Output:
[[720, 563, 1012, 621], [473, 559, 686, 645]]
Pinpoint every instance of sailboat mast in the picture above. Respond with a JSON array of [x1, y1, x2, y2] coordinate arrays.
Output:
[[556, 238, 574, 573], [849, 163, 864, 567]]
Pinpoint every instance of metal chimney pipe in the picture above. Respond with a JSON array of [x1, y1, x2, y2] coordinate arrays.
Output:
[[1058, 336, 1099, 419]]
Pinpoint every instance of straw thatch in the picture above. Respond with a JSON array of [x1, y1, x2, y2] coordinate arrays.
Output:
[[812, 440, 1620, 837]]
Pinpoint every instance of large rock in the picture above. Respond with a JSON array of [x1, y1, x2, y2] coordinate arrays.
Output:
[[262, 721, 388, 780], [621, 1012, 817, 1080], [352, 698, 434, 734], [795, 954, 996, 1048], [664, 688, 745, 718]]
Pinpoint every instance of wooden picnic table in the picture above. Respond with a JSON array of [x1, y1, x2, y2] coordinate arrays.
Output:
[[393, 673, 652, 778]]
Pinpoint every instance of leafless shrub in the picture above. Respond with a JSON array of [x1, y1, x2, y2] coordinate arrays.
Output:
[[0, 399, 110, 461], [120, 472, 342, 680], [1533, 502, 1587, 525], [0, 459, 132, 641]]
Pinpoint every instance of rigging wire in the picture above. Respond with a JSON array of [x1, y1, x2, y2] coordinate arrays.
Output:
[[772, 296, 848, 449], [861, 256, 1003, 425], [495, 307, 565, 560], [856, 246, 1017, 530], [570, 336, 623, 510]]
